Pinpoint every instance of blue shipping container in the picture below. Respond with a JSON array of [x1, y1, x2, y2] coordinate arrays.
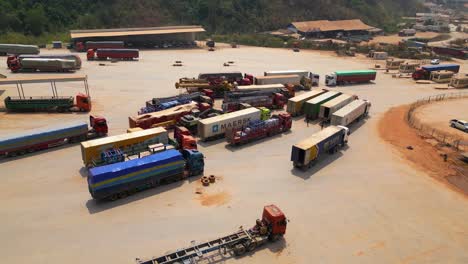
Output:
[[422, 64, 460, 72]]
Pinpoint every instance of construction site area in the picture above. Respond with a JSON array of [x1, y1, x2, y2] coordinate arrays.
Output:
[[0, 45, 467, 264]]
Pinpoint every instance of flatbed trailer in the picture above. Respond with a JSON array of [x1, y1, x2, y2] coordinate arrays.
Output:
[[136, 205, 287, 264]]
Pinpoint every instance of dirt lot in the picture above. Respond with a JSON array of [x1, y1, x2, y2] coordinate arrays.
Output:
[[0, 46, 467, 264], [413, 98, 468, 141]]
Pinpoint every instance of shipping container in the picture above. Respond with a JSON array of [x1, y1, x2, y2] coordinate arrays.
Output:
[[198, 108, 261, 141], [303, 91, 342, 119], [286, 90, 327, 116], [319, 94, 355, 119], [330, 99, 371, 126], [264, 70, 310, 78], [255, 75, 301, 85], [325, 70, 376, 86], [81, 127, 168, 167], [291, 126, 349, 169], [0, 121, 88, 157]]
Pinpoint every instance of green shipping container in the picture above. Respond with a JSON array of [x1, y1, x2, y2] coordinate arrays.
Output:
[[5, 96, 74, 112], [335, 70, 377, 76], [304, 91, 342, 120]]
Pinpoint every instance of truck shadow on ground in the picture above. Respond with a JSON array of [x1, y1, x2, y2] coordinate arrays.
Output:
[[198, 138, 226, 148], [184, 237, 287, 264], [224, 131, 293, 152], [85, 176, 202, 214], [290, 146, 349, 180]]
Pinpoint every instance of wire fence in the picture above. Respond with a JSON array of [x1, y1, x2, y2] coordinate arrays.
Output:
[[407, 92, 468, 152]]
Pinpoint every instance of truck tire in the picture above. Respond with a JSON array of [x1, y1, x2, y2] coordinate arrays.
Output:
[[451, 123, 456, 128], [233, 244, 246, 256], [245, 240, 257, 251]]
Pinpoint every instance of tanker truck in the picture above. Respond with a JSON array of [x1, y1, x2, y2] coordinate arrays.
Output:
[[7, 54, 82, 69], [0, 44, 39, 56], [9, 57, 77, 73]]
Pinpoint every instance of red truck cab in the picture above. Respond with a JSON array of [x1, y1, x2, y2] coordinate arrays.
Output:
[[75, 42, 85, 52], [273, 93, 287, 108], [261, 205, 287, 238], [412, 68, 427, 80], [86, 49, 96, 60], [75, 93, 92, 112], [174, 126, 197, 150], [277, 112, 292, 130], [90, 115, 108, 136]]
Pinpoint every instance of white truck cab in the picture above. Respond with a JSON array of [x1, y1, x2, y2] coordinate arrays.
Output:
[[325, 73, 337, 86], [337, 125, 350, 142], [310, 73, 320, 86]]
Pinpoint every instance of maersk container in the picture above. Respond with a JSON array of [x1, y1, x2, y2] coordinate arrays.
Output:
[[291, 126, 348, 169], [286, 89, 327, 116], [88, 149, 185, 200], [330, 99, 371, 126], [0, 121, 88, 156], [319, 94, 354, 119], [0, 44, 40, 55], [198, 108, 261, 141], [303, 91, 342, 119]]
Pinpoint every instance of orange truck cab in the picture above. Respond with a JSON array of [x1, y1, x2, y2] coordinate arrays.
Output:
[[86, 49, 96, 60], [75, 93, 92, 112], [90, 115, 108, 136], [262, 204, 287, 239], [174, 126, 197, 150]]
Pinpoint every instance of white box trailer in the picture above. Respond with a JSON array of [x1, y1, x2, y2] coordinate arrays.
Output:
[[198, 108, 261, 141], [264, 70, 320, 86], [236, 84, 285, 91], [319, 94, 355, 119], [254, 75, 301, 85], [330, 99, 371, 126]]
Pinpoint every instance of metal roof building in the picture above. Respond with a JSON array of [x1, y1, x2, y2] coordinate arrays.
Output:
[[70, 25, 206, 48], [288, 19, 378, 38]]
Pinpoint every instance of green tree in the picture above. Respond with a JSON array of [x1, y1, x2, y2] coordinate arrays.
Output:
[[24, 4, 48, 36]]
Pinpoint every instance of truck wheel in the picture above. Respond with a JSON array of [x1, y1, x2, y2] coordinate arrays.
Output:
[[109, 194, 119, 201], [245, 240, 257, 251], [451, 123, 455, 128], [233, 244, 246, 256]]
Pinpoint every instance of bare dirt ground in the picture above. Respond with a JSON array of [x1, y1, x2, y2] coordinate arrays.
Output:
[[379, 105, 468, 195], [0, 46, 467, 264], [413, 98, 468, 141]]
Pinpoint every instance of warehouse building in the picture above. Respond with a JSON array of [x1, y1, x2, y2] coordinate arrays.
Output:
[[287, 19, 380, 39], [70, 25, 205, 48]]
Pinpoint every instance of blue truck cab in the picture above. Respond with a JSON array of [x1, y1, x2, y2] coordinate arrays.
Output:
[[182, 149, 205, 176]]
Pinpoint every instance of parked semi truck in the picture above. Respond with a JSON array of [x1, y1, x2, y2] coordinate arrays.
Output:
[[330, 99, 371, 127], [137, 204, 287, 264], [139, 92, 213, 115], [432, 47, 468, 60], [228, 113, 292, 146], [264, 70, 320, 86], [319, 94, 355, 120], [81, 127, 168, 167], [7, 54, 82, 69], [174, 126, 197, 150], [234, 84, 295, 98], [9, 58, 77, 73], [325, 70, 376, 86], [0, 115, 107, 158], [412, 64, 460, 80], [88, 149, 204, 201], [286, 89, 327, 116], [304, 91, 342, 120], [198, 107, 262, 141], [129, 102, 199, 129], [0, 44, 39, 56], [254, 75, 307, 88], [87, 48, 139, 60], [291, 126, 349, 169], [222, 93, 286, 112], [75, 41, 125, 52], [449, 75, 468, 88]]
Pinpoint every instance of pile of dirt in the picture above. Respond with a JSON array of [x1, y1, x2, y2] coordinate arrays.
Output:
[[378, 105, 468, 196]]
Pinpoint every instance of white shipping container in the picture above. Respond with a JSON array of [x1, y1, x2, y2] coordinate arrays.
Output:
[[198, 108, 261, 140], [255, 75, 301, 85], [264, 70, 310, 79], [319, 94, 354, 119], [330, 100, 371, 126]]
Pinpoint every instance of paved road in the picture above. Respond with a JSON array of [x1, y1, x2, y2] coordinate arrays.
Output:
[[0, 47, 467, 264]]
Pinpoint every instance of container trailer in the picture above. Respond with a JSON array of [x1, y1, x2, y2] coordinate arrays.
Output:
[[286, 89, 327, 116], [449, 76, 468, 89], [264, 70, 320, 86], [254, 75, 301, 86], [412, 64, 460, 80], [75, 41, 125, 52], [319, 94, 355, 120], [129, 102, 199, 129], [233, 84, 295, 98], [81, 127, 168, 167], [291, 126, 349, 169], [88, 149, 204, 201], [198, 107, 262, 141], [222, 93, 286, 112], [8, 54, 82, 69], [9, 58, 77, 73], [0, 44, 39, 56], [303, 91, 342, 120], [330, 99, 371, 127], [87, 48, 139, 60], [136, 205, 287, 264], [0, 115, 107, 158], [325, 70, 376, 86], [228, 113, 292, 146]]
